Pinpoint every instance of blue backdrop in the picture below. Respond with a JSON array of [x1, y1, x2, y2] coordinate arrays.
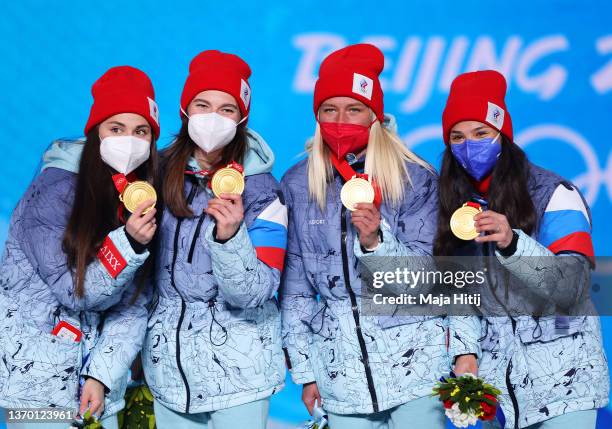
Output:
[[0, 1, 610, 427]]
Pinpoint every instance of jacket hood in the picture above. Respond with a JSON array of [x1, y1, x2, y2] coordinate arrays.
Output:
[[41, 138, 86, 173]]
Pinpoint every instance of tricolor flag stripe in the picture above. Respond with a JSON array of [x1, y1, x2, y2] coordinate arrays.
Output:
[[257, 197, 288, 226], [538, 209, 591, 248], [548, 231, 594, 260], [249, 218, 288, 250], [248, 197, 288, 271], [538, 184, 595, 261], [545, 184, 589, 221], [254, 247, 286, 271]]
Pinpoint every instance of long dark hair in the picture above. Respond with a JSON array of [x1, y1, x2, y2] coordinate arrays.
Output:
[[434, 135, 537, 256], [62, 127, 160, 298], [162, 118, 248, 218]]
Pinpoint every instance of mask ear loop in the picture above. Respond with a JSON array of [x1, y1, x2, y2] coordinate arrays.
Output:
[[368, 109, 378, 128], [180, 107, 190, 119], [236, 114, 248, 126]]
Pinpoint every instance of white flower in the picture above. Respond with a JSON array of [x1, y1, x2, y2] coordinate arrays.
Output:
[[445, 402, 479, 428]]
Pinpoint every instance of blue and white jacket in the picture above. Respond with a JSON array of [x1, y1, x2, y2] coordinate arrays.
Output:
[[142, 128, 287, 414], [0, 139, 151, 417], [279, 116, 452, 415], [448, 163, 609, 428]]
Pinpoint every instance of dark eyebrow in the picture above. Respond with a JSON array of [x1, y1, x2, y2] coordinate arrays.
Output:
[[108, 121, 125, 127], [320, 103, 337, 109], [193, 98, 238, 110], [136, 124, 151, 130]]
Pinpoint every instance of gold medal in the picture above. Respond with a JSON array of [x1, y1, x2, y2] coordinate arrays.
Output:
[[450, 203, 482, 240], [120, 181, 157, 214], [340, 176, 375, 211], [211, 166, 245, 198]]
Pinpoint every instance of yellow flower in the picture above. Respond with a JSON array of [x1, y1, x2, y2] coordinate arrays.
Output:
[[465, 397, 470, 402], [451, 387, 460, 396]]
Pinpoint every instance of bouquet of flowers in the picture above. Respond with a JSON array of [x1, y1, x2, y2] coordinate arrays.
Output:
[[117, 384, 156, 429], [433, 373, 502, 428]]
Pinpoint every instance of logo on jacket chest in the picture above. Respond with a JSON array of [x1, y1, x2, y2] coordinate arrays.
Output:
[[308, 219, 326, 225]]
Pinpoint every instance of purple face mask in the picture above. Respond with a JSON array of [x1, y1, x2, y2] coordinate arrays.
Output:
[[450, 133, 502, 181]]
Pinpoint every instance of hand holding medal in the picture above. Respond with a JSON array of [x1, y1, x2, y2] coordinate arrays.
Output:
[[329, 151, 383, 250], [112, 173, 157, 245], [125, 199, 157, 246], [206, 162, 245, 241], [450, 202, 513, 248], [473, 210, 513, 248]]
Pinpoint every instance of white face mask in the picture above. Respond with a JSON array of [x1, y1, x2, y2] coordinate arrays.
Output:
[[184, 111, 247, 153], [100, 135, 151, 175]]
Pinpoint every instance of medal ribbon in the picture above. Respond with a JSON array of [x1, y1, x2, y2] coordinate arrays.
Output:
[[329, 153, 382, 209], [111, 172, 138, 223], [469, 195, 488, 210]]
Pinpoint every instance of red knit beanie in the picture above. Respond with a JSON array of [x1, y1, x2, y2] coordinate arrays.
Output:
[[442, 70, 513, 144], [180, 50, 252, 120], [84, 66, 160, 137], [313, 43, 385, 122]]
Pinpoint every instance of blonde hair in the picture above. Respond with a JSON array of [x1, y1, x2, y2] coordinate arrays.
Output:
[[306, 119, 433, 210]]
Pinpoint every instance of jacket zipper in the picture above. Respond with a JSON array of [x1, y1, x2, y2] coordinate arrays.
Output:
[[187, 212, 207, 264], [505, 356, 520, 429], [169, 184, 198, 413], [340, 205, 379, 413], [484, 244, 520, 428]]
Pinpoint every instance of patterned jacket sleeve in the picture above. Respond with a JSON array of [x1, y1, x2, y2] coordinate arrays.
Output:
[[495, 184, 592, 309], [205, 176, 288, 309], [82, 278, 152, 399], [353, 163, 438, 259], [19, 169, 149, 312], [353, 163, 439, 298]]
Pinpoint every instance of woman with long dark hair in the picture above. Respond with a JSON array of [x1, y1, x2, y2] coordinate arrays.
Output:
[[0, 66, 160, 428], [438, 70, 609, 428], [142, 50, 287, 429]]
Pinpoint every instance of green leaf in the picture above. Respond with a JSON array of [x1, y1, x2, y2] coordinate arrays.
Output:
[[142, 386, 154, 402]]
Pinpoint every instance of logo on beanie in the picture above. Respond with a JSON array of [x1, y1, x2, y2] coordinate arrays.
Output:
[[352, 73, 373, 100], [486, 101, 505, 129], [148, 97, 159, 126], [240, 79, 251, 110]]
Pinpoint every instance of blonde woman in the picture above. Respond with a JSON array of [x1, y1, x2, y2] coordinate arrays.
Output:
[[280, 44, 461, 429]]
